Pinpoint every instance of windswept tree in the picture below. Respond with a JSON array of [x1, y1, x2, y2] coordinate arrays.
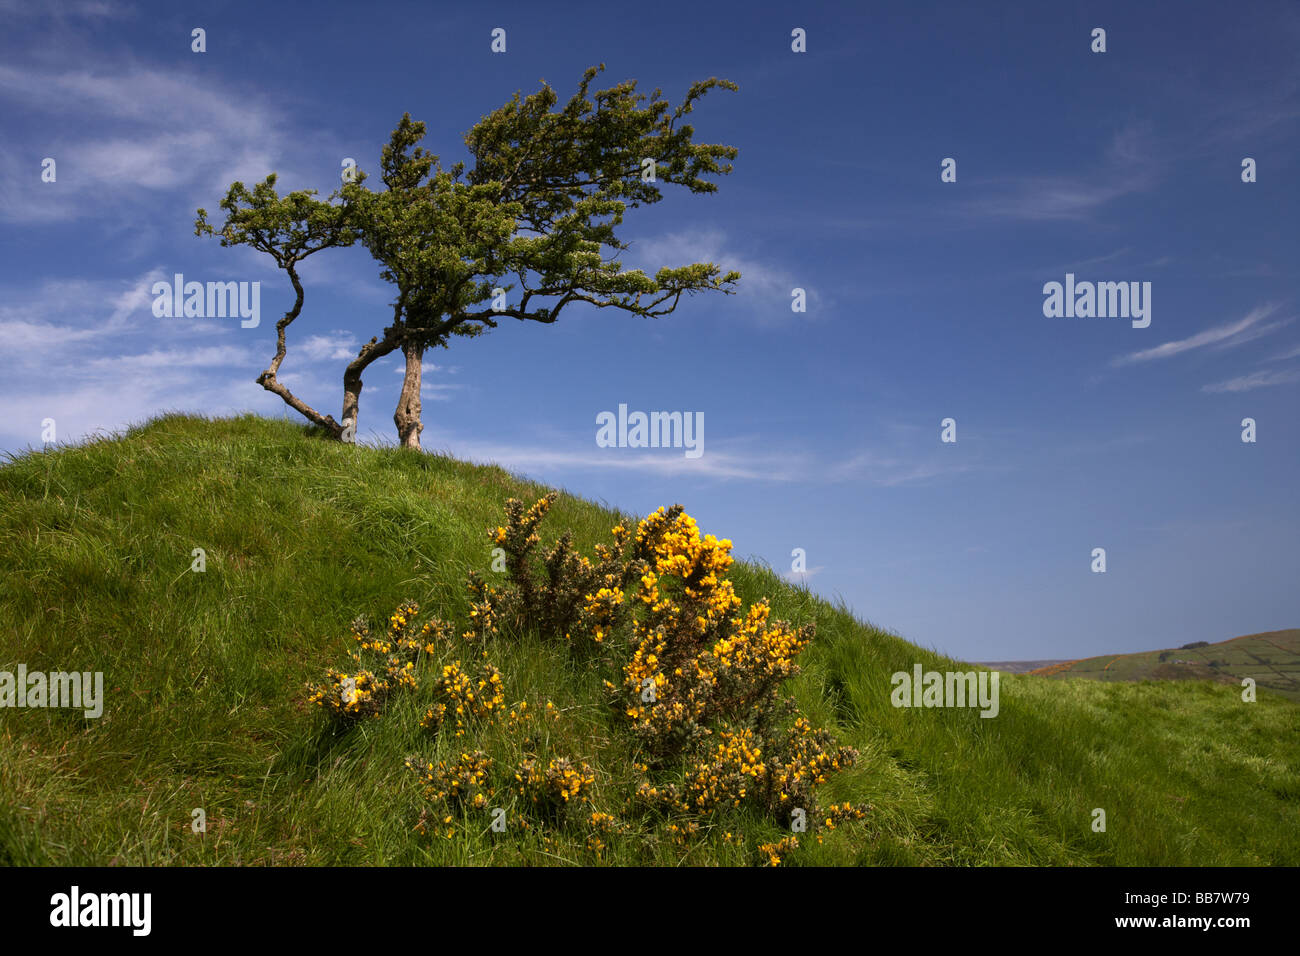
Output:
[[195, 177, 359, 436], [198, 64, 741, 447], [336, 115, 513, 447]]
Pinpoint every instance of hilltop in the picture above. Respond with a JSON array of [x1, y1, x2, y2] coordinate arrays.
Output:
[[1028, 631, 1300, 702], [0, 414, 1296, 866]]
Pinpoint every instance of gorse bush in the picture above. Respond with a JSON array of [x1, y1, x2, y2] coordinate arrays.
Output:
[[500, 497, 861, 823], [306, 493, 869, 863], [420, 660, 505, 737], [305, 604, 434, 719], [515, 755, 597, 822]]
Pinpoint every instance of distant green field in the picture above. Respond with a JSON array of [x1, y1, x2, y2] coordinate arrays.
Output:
[[1029, 631, 1300, 702]]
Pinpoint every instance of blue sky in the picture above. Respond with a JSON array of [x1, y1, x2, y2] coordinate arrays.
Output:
[[1, 0, 1296, 662]]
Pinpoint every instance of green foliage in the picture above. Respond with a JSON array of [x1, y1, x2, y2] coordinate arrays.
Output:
[[1, 415, 1297, 866], [303, 491, 866, 856], [195, 174, 357, 265], [196, 66, 743, 444], [340, 65, 743, 353]]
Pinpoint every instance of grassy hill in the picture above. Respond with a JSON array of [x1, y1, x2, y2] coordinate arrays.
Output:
[[1029, 631, 1300, 702], [1, 414, 1296, 866]]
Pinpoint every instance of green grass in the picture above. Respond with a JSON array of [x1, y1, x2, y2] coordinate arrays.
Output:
[[1, 413, 1296, 866], [1030, 631, 1300, 702]]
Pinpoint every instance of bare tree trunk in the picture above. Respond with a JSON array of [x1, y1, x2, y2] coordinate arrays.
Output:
[[339, 295, 407, 442], [394, 341, 424, 449], [339, 332, 401, 440], [257, 265, 345, 437]]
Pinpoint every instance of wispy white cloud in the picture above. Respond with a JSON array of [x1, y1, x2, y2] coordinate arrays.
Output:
[[0, 269, 257, 359], [826, 450, 977, 487], [627, 228, 814, 320], [0, 0, 133, 18], [1264, 344, 1300, 362], [0, 61, 291, 223], [441, 441, 800, 481], [0, 272, 162, 356], [1036, 246, 1132, 274], [978, 179, 1139, 222], [393, 361, 460, 375], [420, 384, 465, 402], [958, 124, 1160, 223], [0, 268, 282, 456], [1200, 368, 1300, 393], [387, 359, 466, 400], [0, 372, 276, 457], [414, 429, 978, 487], [299, 332, 359, 362], [85, 345, 254, 372], [1110, 304, 1284, 367]]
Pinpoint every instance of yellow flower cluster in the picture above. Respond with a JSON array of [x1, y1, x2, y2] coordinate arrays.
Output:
[[506, 699, 538, 727], [388, 601, 419, 638], [405, 750, 495, 810], [462, 574, 501, 641], [712, 601, 809, 686], [622, 631, 709, 753], [633, 779, 680, 812], [615, 506, 816, 766], [638, 508, 735, 584], [585, 810, 623, 854], [353, 602, 431, 657], [757, 836, 799, 867], [664, 820, 701, 847], [588, 811, 617, 830], [681, 726, 766, 812], [516, 756, 595, 817], [821, 801, 869, 831], [484, 494, 635, 650], [388, 658, 418, 691], [576, 586, 623, 644], [350, 615, 385, 655], [708, 602, 813, 723], [491, 494, 553, 555], [416, 616, 454, 653], [309, 604, 448, 722], [306, 668, 388, 720], [765, 717, 859, 813], [316, 605, 456, 718], [421, 660, 505, 737]]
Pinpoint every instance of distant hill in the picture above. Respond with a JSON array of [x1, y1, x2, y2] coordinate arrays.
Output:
[[1026, 630, 1300, 702], [976, 660, 1072, 674]]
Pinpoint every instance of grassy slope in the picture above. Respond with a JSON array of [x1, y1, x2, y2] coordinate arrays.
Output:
[[1029, 631, 1300, 703], [0, 414, 1295, 866]]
